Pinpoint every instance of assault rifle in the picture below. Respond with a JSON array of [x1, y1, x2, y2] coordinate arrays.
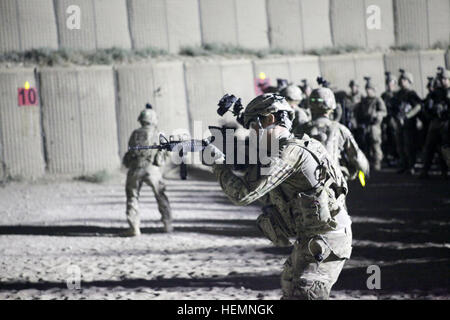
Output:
[[130, 134, 214, 180]]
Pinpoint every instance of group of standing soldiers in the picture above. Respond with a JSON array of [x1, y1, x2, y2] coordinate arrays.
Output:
[[382, 68, 450, 178], [274, 67, 449, 178]]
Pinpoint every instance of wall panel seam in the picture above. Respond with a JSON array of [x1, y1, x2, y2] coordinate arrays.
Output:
[[36, 68, 49, 171], [15, 0, 22, 51], [182, 63, 194, 133], [52, 0, 61, 48]]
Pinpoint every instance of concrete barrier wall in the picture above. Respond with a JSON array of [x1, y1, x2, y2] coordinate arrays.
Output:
[[199, 0, 268, 49], [288, 56, 321, 87], [115, 64, 154, 157], [220, 60, 255, 108], [266, 0, 303, 51], [253, 56, 321, 89], [185, 59, 256, 136], [0, 69, 45, 179], [40, 67, 120, 174], [267, 0, 332, 51], [353, 53, 386, 93], [394, 0, 429, 48], [93, 0, 131, 49], [365, 0, 395, 49], [330, 0, 367, 48], [128, 0, 201, 53], [331, 0, 395, 49], [319, 55, 357, 91], [384, 50, 446, 97], [1, 0, 448, 53], [301, 0, 333, 50], [252, 59, 291, 86], [234, 0, 269, 50], [115, 62, 190, 156], [427, 0, 450, 47], [1, 50, 447, 179], [0, 0, 58, 52], [54, 0, 97, 50], [320, 53, 386, 92], [184, 61, 224, 136], [55, 0, 131, 50], [394, 0, 449, 49]]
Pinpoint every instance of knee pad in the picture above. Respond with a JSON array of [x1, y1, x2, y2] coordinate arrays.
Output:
[[292, 278, 329, 300]]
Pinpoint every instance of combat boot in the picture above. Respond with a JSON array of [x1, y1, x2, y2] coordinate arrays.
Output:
[[119, 227, 141, 237], [163, 220, 174, 233]]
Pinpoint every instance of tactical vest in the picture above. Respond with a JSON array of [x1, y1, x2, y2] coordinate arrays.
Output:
[[305, 119, 342, 166], [123, 126, 161, 169], [268, 135, 348, 238]]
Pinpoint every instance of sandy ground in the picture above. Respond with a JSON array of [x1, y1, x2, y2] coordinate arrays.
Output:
[[0, 168, 449, 300]]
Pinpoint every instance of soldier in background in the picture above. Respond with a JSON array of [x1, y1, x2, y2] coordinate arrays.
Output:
[[121, 104, 173, 236], [354, 78, 387, 171], [381, 72, 399, 166], [299, 79, 312, 109], [205, 93, 352, 300], [280, 84, 311, 133], [296, 87, 370, 181], [335, 80, 361, 131], [419, 68, 449, 179], [392, 70, 423, 175], [263, 78, 289, 94]]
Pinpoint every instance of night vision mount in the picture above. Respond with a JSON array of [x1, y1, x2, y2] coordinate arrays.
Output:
[[217, 94, 245, 126]]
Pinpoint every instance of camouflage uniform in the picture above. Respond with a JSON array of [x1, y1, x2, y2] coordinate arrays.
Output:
[[335, 89, 361, 131], [122, 107, 172, 236], [211, 94, 352, 300], [392, 72, 423, 174], [420, 70, 450, 178], [280, 85, 312, 133], [381, 89, 399, 164], [296, 88, 370, 180], [354, 95, 387, 170]]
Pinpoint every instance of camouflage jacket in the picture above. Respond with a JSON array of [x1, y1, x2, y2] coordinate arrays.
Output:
[[292, 106, 312, 133], [213, 133, 350, 239], [354, 97, 387, 127], [297, 117, 369, 180], [123, 125, 167, 169]]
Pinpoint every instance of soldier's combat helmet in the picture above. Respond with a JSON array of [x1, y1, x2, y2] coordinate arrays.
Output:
[[437, 67, 450, 80], [243, 93, 294, 129], [138, 103, 157, 125], [364, 77, 375, 90], [385, 71, 397, 85], [280, 85, 303, 102], [349, 80, 359, 88], [399, 69, 414, 84], [309, 88, 337, 113]]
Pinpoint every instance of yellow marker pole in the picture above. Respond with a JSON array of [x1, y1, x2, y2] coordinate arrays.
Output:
[[358, 170, 366, 187]]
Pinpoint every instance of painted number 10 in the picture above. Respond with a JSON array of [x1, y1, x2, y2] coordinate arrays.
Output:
[[18, 88, 38, 106]]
